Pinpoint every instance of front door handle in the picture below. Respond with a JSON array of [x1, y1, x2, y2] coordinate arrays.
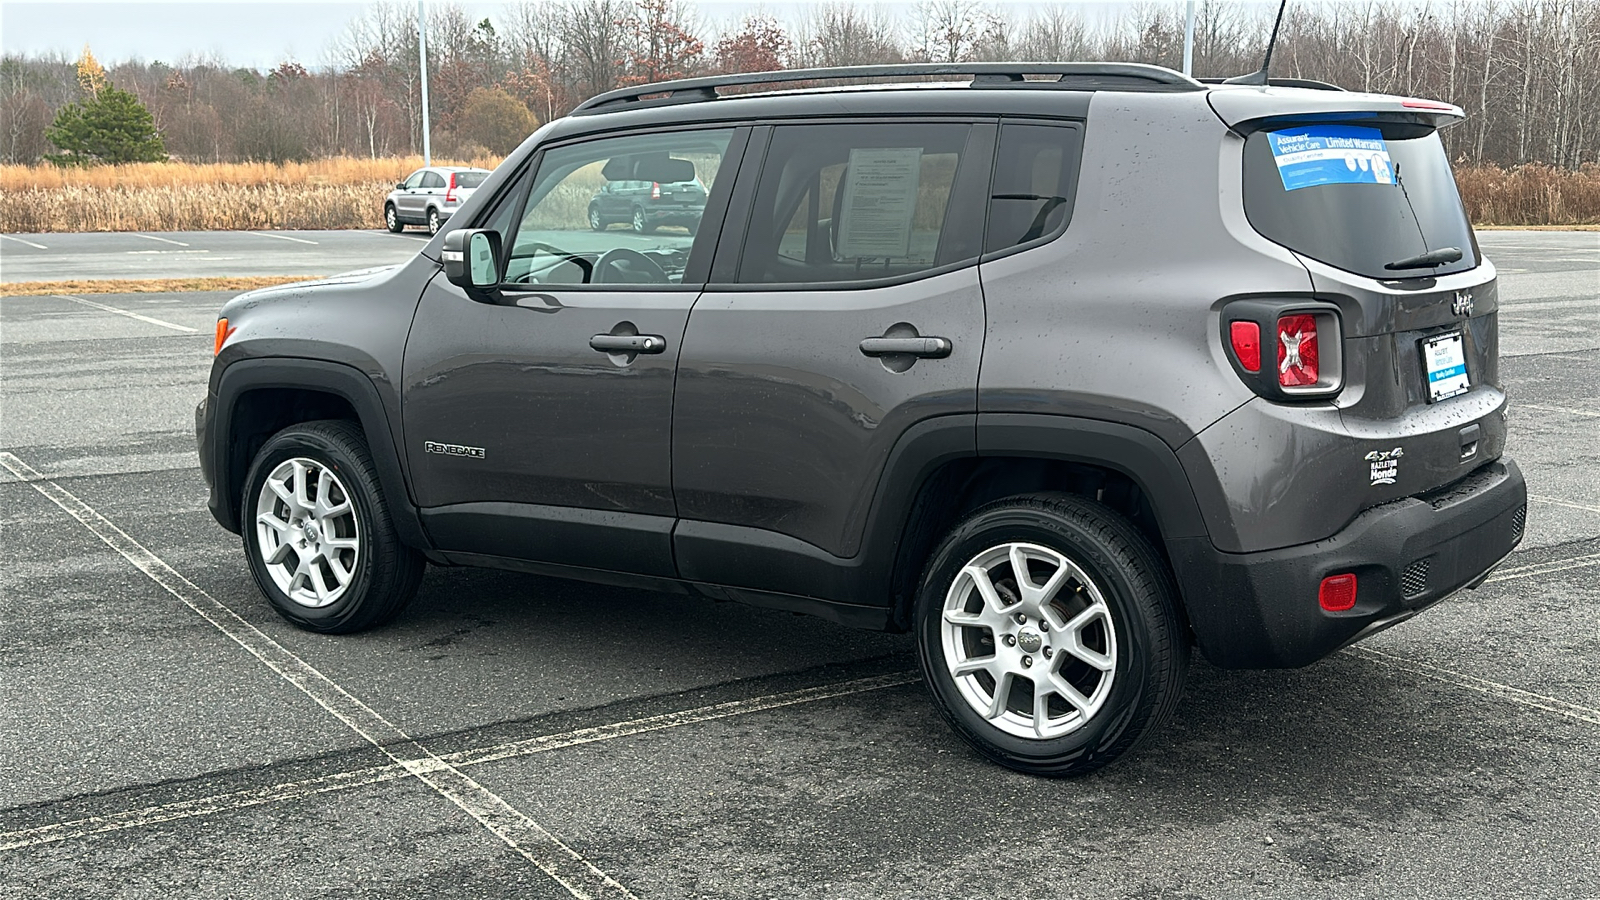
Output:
[[590, 333, 666, 354], [859, 336, 952, 359]]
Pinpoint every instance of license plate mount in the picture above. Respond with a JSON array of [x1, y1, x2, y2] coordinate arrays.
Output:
[[1421, 331, 1470, 403]]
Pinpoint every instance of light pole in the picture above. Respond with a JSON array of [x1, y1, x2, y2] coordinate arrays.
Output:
[[1184, 0, 1196, 76], [417, 0, 432, 166]]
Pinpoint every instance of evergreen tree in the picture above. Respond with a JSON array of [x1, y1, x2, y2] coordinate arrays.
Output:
[[46, 85, 166, 166]]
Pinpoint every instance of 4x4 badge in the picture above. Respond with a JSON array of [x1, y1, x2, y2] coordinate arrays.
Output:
[[1452, 289, 1474, 317], [1365, 447, 1403, 486]]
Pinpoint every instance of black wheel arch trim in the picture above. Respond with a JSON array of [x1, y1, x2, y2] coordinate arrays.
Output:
[[204, 357, 431, 550]]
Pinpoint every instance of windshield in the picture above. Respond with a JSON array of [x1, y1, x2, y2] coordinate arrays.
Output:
[[1243, 127, 1479, 280]]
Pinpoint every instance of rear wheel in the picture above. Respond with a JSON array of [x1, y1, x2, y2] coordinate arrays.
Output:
[[427, 208, 441, 235], [384, 204, 402, 233], [242, 420, 423, 634], [914, 492, 1188, 776]]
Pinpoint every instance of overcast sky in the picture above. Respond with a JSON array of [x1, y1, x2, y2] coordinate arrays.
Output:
[[1, 0, 1288, 70]]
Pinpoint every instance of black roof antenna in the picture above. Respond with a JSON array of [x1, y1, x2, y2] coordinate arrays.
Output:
[[1223, 0, 1290, 85]]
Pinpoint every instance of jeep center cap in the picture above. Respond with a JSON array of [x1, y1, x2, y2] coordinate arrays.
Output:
[[1017, 629, 1042, 654]]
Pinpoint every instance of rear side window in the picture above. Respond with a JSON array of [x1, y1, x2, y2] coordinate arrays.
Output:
[[1243, 128, 1478, 279], [455, 171, 487, 188], [986, 122, 1083, 254], [737, 123, 985, 285]]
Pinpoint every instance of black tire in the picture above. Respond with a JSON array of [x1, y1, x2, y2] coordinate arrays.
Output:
[[241, 419, 424, 634], [914, 492, 1188, 776], [427, 207, 441, 235], [384, 203, 403, 233]]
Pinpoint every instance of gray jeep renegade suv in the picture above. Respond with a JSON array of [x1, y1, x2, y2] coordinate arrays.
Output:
[[197, 63, 1526, 776]]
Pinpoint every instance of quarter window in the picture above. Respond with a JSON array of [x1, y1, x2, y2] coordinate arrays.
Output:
[[986, 122, 1084, 254], [737, 123, 984, 285], [421, 171, 446, 189], [501, 128, 734, 287]]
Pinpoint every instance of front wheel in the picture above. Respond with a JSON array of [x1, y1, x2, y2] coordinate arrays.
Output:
[[914, 493, 1188, 776], [588, 204, 607, 231], [242, 420, 424, 634], [384, 204, 402, 233], [631, 207, 654, 234]]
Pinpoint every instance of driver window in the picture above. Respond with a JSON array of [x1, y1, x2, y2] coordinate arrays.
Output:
[[502, 128, 734, 287], [403, 170, 426, 189]]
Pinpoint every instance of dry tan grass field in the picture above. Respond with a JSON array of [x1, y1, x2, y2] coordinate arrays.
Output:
[[0, 157, 1595, 233]]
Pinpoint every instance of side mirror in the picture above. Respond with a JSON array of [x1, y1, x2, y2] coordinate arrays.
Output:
[[396, 182, 407, 190], [442, 229, 502, 296]]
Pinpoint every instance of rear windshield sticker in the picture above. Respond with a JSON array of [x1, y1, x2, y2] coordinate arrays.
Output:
[[1267, 125, 1395, 191]]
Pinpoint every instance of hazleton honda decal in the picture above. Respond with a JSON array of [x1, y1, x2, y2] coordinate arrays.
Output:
[[1365, 447, 1403, 486], [424, 441, 485, 460]]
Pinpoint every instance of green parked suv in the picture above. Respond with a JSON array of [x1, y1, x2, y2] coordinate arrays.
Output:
[[198, 63, 1525, 776]]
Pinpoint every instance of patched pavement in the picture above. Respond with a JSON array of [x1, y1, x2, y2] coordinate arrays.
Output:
[[2, 231, 1597, 899]]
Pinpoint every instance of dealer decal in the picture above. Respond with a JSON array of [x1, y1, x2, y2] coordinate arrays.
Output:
[[1365, 447, 1403, 486], [1267, 125, 1396, 192]]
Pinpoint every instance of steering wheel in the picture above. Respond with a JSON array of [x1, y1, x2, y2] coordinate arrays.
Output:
[[594, 247, 668, 285]]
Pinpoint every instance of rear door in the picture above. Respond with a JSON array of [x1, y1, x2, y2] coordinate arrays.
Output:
[[671, 121, 993, 594], [1240, 121, 1505, 501], [402, 126, 746, 576]]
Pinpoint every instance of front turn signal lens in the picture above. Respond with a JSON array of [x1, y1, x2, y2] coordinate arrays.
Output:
[[213, 318, 236, 356], [1319, 574, 1358, 611]]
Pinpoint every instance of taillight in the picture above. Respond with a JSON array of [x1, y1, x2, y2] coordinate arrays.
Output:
[[1221, 301, 1343, 400], [1229, 321, 1261, 373], [1319, 574, 1358, 611], [213, 318, 236, 356], [445, 172, 457, 202], [1276, 314, 1319, 387], [651, 182, 661, 199]]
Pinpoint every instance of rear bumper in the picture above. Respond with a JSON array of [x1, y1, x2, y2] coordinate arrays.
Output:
[[1169, 459, 1527, 668]]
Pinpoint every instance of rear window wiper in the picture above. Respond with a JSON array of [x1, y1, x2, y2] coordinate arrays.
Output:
[[1385, 247, 1463, 270]]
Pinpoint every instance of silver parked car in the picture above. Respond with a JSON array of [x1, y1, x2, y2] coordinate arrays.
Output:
[[384, 166, 491, 235]]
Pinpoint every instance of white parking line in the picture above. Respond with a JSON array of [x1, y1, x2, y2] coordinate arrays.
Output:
[[0, 673, 915, 851], [1349, 646, 1600, 726], [54, 295, 199, 334], [1530, 494, 1600, 515], [131, 233, 190, 247], [250, 232, 318, 245], [0, 452, 636, 900], [1519, 403, 1600, 419], [0, 235, 47, 249], [1487, 550, 1600, 583]]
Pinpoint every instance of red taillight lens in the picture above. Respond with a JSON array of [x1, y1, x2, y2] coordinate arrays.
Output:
[[651, 182, 661, 199], [445, 172, 457, 202], [1319, 574, 1358, 611], [1276, 314, 1319, 387], [1229, 321, 1261, 373]]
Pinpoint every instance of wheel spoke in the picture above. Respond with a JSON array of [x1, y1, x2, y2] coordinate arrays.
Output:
[[256, 512, 290, 535], [1032, 684, 1053, 737], [326, 553, 354, 588], [308, 561, 333, 603], [1048, 673, 1092, 715], [963, 565, 1015, 627], [950, 656, 995, 678], [324, 535, 358, 551], [291, 461, 313, 512], [267, 477, 295, 508], [1063, 603, 1116, 670], [266, 539, 298, 566], [985, 670, 1014, 719]]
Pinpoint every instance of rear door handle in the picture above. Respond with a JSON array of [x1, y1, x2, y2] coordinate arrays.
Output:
[[590, 334, 666, 354], [859, 336, 952, 359]]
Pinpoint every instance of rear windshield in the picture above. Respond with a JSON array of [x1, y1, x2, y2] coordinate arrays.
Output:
[[1243, 127, 1478, 279], [455, 171, 487, 188]]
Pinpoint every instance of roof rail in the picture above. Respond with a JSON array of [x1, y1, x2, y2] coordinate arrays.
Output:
[[1199, 76, 1344, 92], [573, 63, 1204, 113]]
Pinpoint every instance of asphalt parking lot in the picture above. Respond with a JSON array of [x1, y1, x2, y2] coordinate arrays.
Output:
[[1, 230, 1597, 899]]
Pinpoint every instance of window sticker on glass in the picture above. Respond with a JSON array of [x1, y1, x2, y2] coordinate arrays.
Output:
[[1266, 125, 1395, 191], [835, 147, 922, 259]]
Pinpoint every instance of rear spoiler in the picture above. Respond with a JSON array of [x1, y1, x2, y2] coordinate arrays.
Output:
[[1207, 86, 1466, 136]]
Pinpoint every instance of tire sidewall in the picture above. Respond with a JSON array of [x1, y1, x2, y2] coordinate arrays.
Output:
[[241, 428, 380, 632], [385, 204, 401, 233], [427, 208, 440, 234], [914, 504, 1161, 769]]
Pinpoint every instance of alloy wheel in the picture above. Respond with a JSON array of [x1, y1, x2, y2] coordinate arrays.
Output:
[[254, 457, 361, 608], [940, 542, 1118, 739]]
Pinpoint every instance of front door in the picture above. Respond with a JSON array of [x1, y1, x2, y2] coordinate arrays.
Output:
[[397, 169, 427, 219], [403, 126, 744, 576], [671, 121, 993, 594]]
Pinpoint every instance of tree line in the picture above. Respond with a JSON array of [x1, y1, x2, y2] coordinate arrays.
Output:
[[2, 0, 1596, 169]]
